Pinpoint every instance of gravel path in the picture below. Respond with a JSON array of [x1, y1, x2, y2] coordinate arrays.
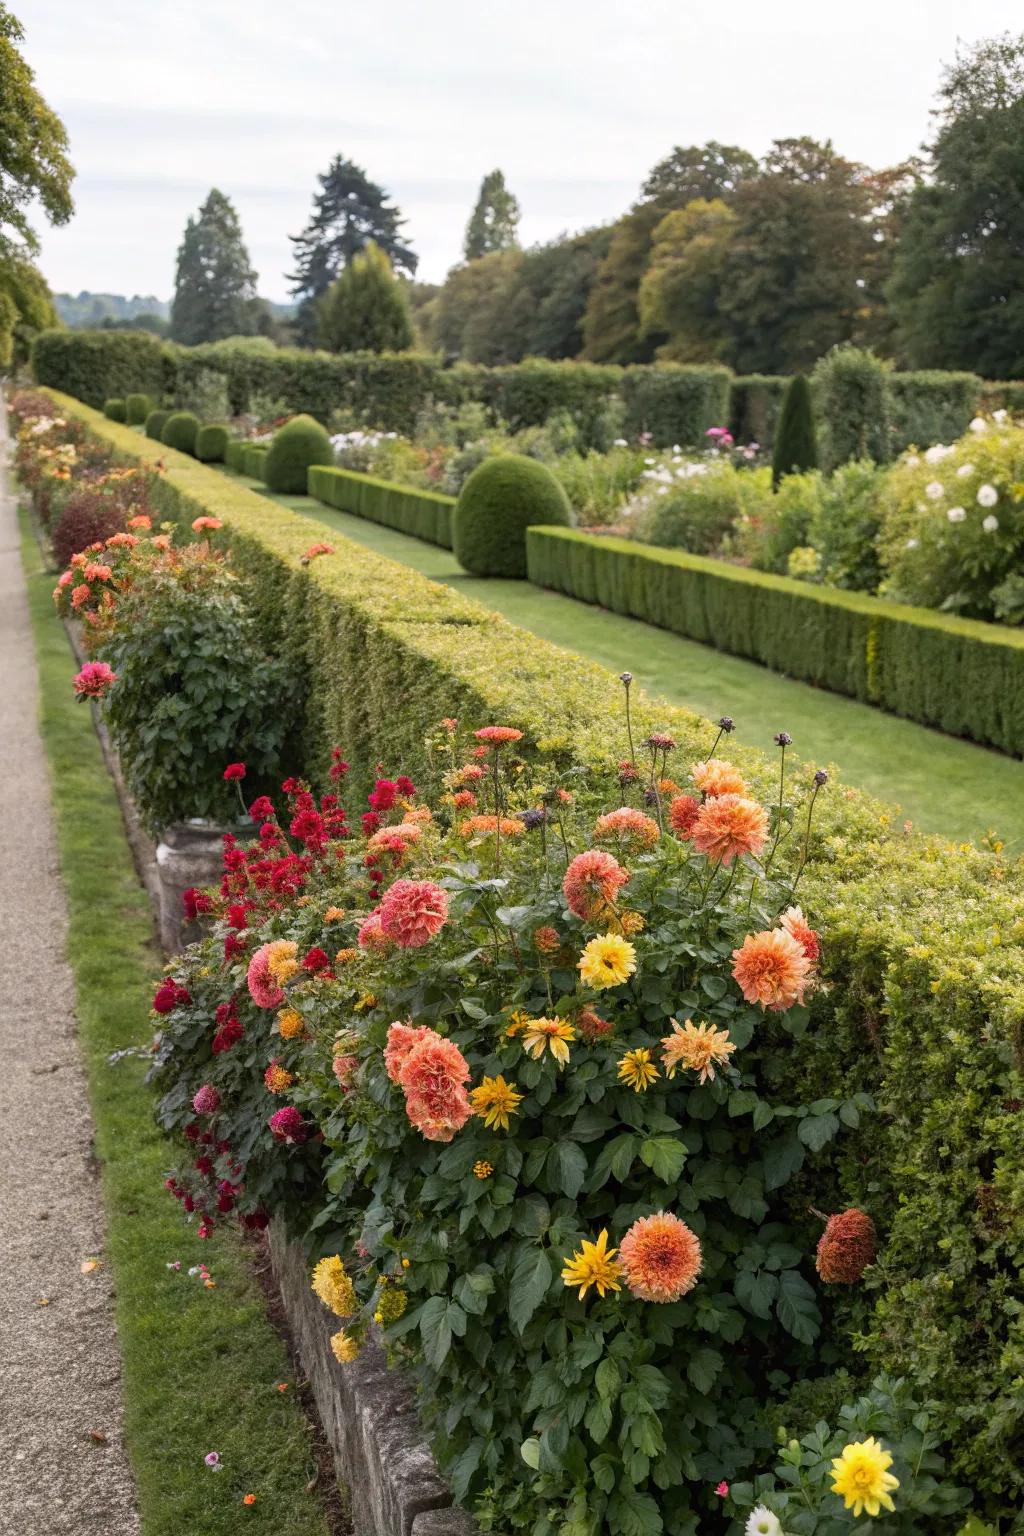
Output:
[[0, 403, 140, 1534]]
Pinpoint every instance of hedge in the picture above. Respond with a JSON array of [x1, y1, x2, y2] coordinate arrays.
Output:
[[125, 391, 153, 425], [888, 370, 980, 452], [620, 362, 731, 444], [194, 423, 229, 463], [525, 526, 1024, 757], [243, 444, 269, 481], [730, 374, 788, 448], [103, 397, 127, 422], [32, 329, 166, 410], [308, 464, 454, 547], [223, 438, 248, 473], [35, 389, 1024, 1508]]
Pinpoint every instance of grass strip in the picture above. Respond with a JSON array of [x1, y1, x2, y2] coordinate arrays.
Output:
[[18, 507, 336, 1536]]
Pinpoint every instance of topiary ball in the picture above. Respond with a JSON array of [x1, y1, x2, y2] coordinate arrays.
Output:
[[145, 409, 170, 440], [103, 397, 127, 423], [263, 413, 334, 493], [126, 392, 153, 425], [195, 424, 230, 463], [161, 410, 200, 456], [453, 454, 572, 577]]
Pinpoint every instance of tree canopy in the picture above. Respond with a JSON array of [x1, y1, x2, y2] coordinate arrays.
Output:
[[170, 189, 259, 345], [316, 240, 413, 354], [464, 169, 521, 260], [0, 4, 74, 257]]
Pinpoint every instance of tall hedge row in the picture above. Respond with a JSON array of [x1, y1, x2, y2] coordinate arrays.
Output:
[[525, 526, 1024, 756], [38, 389, 1024, 1506], [308, 464, 455, 547], [32, 329, 166, 410]]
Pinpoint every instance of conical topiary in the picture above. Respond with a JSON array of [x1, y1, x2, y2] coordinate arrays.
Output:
[[771, 374, 818, 488]]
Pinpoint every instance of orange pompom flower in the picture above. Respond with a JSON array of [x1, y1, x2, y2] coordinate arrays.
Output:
[[732, 927, 812, 1011], [669, 793, 701, 839], [383, 1021, 436, 1083], [816, 1209, 877, 1283], [691, 758, 748, 798], [593, 807, 660, 850], [563, 849, 630, 921], [691, 794, 768, 866], [377, 878, 448, 948], [619, 1212, 703, 1302], [473, 725, 523, 745], [780, 904, 820, 963], [397, 1032, 473, 1142]]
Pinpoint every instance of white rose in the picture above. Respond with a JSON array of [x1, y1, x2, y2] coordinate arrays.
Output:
[[947, 506, 966, 523], [644, 457, 656, 466], [983, 514, 999, 532], [613, 438, 628, 447], [746, 1507, 783, 1536], [924, 443, 952, 463], [925, 481, 944, 500], [969, 416, 987, 433], [977, 483, 999, 507], [956, 463, 974, 478]]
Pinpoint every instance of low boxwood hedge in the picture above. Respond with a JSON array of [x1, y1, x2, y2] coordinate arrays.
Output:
[[34, 388, 1024, 1509], [223, 438, 248, 473], [525, 526, 1024, 757], [308, 464, 454, 547], [243, 444, 269, 481], [161, 410, 199, 456]]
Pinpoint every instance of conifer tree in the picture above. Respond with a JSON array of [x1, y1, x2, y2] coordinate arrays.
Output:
[[170, 189, 258, 345], [464, 169, 520, 260], [316, 240, 413, 354], [771, 373, 818, 487]]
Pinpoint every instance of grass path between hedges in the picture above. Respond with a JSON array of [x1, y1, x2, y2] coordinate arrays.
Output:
[[228, 471, 1024, 854], [19, 510, 338, 1536]]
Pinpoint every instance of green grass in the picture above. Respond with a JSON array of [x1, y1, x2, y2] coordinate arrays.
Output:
[[229, 472, 1024, 853], [19, 510, 334, 1536]]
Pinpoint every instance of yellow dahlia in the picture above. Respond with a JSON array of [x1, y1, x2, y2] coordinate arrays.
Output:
[[830, 1438, 899, 1517], [660, 1017, 736, 1083], [265, 940, 299, 985], [473, 1160, 494, 1179], [579, 933, 637, 990], [330, 1328, 361, 1363], [470, 1074, 524, 1130], [522, 1017, 576, 1067], [618, 1047, 660, 1092], [561, 1229, 622, 1300], [277, 1008, 305, 1040], [311, 1256, 356, 1318]]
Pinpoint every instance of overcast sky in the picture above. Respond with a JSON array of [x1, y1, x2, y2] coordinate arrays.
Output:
[[21, 0, 1024, 302]]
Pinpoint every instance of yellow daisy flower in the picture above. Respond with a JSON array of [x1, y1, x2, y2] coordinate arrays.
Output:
[[561, 1229, 622, 1300], [579, 934, 637, 991], [618, 1048, 660, 1092], [469, 1075, 524, 1131], [830, 1437, 900, 1518], [521, 1017, 576, 1067]]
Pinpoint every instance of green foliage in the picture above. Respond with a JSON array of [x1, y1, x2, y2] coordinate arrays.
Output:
[[526, 526, 1024, 755], [160, 410, 199, 456], [729, 375, 788, 450], [316, 239, 413, 354], [0, 5, 74, 255], [621, 363, 732, 446], [264, 413, 334, 494], [888, 371, 980, 453], [103, 396, 127, 422], [734, 472, 822, 574], [125, 391, 152, 424], [243, 444, 269, 481], [638, 198, 737, 361], [812, 347, 892, 471], [195, 423, 229, 462], [810, 461, 886, 591], [464, 168, 521, 260], [582, 204, 663, 364], [32, 327, 166, 410], [637, 462, 766, 556], [309, 463, 454, 547], [454, 453, 572, 577], [0, 246, 58, 365], [223, 437, 247, 472], [144, 408, 169, 440], [170, 188, 259, 346], [772, 375, 818, 487]]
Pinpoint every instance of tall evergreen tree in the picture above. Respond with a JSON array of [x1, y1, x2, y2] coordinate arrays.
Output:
[[464, 169, 521, 260], [170, 189, 258, 345], [316, 240, 413, 354], [289, 155, 416, 344], [771, 374, 818, 487]]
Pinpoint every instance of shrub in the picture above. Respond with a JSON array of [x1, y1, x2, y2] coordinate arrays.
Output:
[[243, 444, 269, 481], [125, 392, 153, 425], [729, 375, 788, 450], [103, 397, 127, 422], [811, 460, 886, 592], [264, 414, 334, 493], [161, 410, 200, 456], [636, 461, 767, 556], [620, 363, 732, 447], [771, 374, 818, 487], [224, 438, 248, 472], [812, 347, 892, 471], [308, 464, 455, 547], [31, 327, 166, 409], [736, 470, 822, 574], [195, 423, 230, 463], [888, 371, 979, 453], [145, 408, 169, 440], [52, 488, 129, 568], [453, 453, 572, 576]]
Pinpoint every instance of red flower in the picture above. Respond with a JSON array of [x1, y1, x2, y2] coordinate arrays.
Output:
[[242, 1209, 270, 1230], [182, 887, 213, 922], [290, 809, 327, 849], [815, 1209, 877, 1283], [362, 812, 382, 836], [395, 775, 416, 797], [227, 903, 248, 930], [212, 1015, 244, 1054], [223, 763, 246, 782], [669, 794, 701, 839], [269, 1106, 308, 1143], [248, 795, 274, 822], [302, 946, 331, 973], [223, 932, 246, 962], [368, 779, 398, 812], [192, 1084, 220, 1115], [152, 978, 181, 1014], [73, 661, 117, 699]]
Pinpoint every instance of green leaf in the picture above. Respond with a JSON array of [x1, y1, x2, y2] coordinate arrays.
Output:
[[640, 1134, 687, 1184], [776, 1268, 821, 1344], [608, 1485, 663, 1536], [595, 1357, 621, 1400], [700, 974, 728, 1001], [686, 1347, 723, 1393], [585, 1396, 613, 1444], [797, 1112, 840, 1152], [520, 1436, 541, 1470], [550, 1140, 588, 1199], [509, 1248, 554, 1335], [761, 1132, 805, 1190], [418, 1295, 452, 1370], [735, 1269, 778, 1319]]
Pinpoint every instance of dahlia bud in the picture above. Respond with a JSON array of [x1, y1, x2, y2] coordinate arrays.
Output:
[[815, 1208, 877, 1283], [774, 731, 792, 747], [814, 769, 829, 787]]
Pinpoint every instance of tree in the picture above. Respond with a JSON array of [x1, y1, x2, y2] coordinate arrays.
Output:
[[316, 241, 413, 354], [771, 374, 818, 486], [170, 190, 258, 345], [464, 169, 521, 260], [637, 199, 737, 360], [0, 5, 74, 256], [641, 140, 758, 210], [436, 248, 530, 363], [0, 246, 56, 364], [717, 138, 877, 373], [289, 155, 416, 343], [888, 33, 1024, 376]]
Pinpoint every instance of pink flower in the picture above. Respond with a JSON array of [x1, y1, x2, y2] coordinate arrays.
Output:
[[715, 1482, 729, 1498], [332, 1054, 358, 1090], [192, 1084, 220, 1115], [383, 1021, 436, 1083], [247, 944, 284, 1008], [269, 1106, 307, 1143], [73, 661, 117, 699], [357, 910, 391, 950], [397, 1032, 472, 1143], [223, 763, 246, 781], [377, 879, 449, 948]]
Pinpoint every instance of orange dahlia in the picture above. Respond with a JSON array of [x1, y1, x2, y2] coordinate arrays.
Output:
[[563, 849, 630, 921], [669, 793, 701, 839], [533, 925, 561, 955], [660, 1017, 736, 1083], [780, 904, 820, 963], [264, 1061, 293, 1094], [383, 1021, 435, 1083], [691, 793, 768, 866], [732, 927, 811, 1011], [474, 725, 523, 745], [593, 807, 660, 850], [459, 814, 525, 839], [577, 1007, 613, 1041], [357, 910, 391, 950], [691, 758, 748, 798], [398, 1032, 473, 1143], [816, 1209, 877, 1284], [618, 1212, 702, 1302], [377, 879, 449, 948]]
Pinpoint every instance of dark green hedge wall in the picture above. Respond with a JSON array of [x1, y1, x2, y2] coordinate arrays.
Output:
[[308, 464, 454, 547]]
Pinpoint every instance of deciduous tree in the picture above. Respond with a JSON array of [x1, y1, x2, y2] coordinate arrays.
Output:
[[0, 4, 74, 256], [464, 169, 520, 260]]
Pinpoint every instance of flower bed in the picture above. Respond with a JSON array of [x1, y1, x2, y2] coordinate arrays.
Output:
[[22, 390, 1024, 1519]]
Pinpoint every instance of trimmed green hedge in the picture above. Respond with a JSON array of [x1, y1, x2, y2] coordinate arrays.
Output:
[[161, 410, 199, 456], [453, 453, 572, 577], [730, 374, 788, 448], [224, 438, 248, 473], [35, 389, 1024, 1509], [32, 329, 166, 410], [144, 409, 169, 441], [243, 444, 269, 481], [308, 464, 455, 547], [263, 414, 333, 493], [621, 363, 732, 445], [195, 423, 229, 463], [103, 397, 127, 422], [125, 392, 153, 425], [525, 526, 1024, 756], [888, 370, 979, 452]]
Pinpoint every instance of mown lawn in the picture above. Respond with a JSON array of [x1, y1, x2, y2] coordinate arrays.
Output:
[[235, 474, 1024, 854], [20, 510, 339, 1536]]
